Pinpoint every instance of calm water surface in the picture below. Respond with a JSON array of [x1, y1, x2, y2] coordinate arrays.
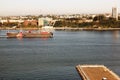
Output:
[[0, 30, 120, 80]]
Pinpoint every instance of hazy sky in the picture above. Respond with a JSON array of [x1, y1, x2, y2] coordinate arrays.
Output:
[[0, 0, 119, 16]]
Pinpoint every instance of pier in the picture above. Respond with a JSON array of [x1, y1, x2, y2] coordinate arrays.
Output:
[[76, 65, 120, 80]]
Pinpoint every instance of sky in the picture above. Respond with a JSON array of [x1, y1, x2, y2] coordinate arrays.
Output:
[[0, 0, 120, 16]]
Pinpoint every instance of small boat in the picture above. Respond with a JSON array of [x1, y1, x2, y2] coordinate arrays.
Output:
[[6, 26, 54, 38]]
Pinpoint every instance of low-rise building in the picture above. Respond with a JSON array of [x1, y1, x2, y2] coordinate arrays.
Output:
[[23, 20, 37, 26]]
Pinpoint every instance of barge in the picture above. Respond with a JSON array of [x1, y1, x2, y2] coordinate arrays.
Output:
[[76, 65, 120, 80], [6, 26, 54, 38]]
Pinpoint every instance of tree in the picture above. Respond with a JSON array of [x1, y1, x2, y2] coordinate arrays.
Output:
[[93, 16, 98, 21], [0, 22, 2, 26], [118, 16, 120, 20], [93, 15, 106, 21], [54, 21, 63, 27]]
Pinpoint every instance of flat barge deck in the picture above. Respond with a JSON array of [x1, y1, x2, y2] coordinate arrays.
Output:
[[76, 65, 120, 80]]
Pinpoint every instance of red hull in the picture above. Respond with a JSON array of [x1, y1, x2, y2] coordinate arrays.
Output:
[[7, 32, 53, 38]]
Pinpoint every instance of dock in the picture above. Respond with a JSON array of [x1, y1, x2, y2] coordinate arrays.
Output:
[[76, 65, 120, 80]]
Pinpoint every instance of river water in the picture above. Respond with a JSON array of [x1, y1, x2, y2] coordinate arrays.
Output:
[[0, 30, 120, 80]]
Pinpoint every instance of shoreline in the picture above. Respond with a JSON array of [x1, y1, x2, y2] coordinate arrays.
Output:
[[55, 27, 120, 31], [1, 27, 120, 31]]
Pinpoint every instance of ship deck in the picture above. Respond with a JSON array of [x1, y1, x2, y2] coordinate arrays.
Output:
[[76, 65, 120, 80]]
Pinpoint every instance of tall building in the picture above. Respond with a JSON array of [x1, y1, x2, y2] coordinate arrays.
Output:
[[112, 7, 118, 20]]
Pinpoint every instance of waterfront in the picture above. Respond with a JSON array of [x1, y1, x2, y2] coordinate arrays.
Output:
[[0, 30, 120, 80]]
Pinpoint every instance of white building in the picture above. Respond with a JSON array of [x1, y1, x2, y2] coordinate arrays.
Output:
[[0, 20, 8, 24], [0, 19, 24, 23], [112, 7, 118, 20], [38, 17, 53, 26]]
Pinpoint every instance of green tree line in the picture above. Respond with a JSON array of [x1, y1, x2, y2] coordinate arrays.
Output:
[[54, 16, 120, 28]]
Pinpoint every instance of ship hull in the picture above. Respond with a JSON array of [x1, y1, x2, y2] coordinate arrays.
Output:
[[7, 32, 53, 38]]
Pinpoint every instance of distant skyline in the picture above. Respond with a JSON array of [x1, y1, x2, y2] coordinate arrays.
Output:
[[0, 0, 120, 16]]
